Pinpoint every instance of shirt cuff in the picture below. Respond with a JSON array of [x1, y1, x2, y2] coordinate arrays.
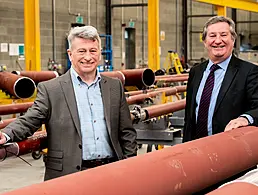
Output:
[[2, 133, 11, 142], [240, 114, 254, 125]]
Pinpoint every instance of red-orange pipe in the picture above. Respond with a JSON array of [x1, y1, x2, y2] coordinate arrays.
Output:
[[155, 75, 189, 83], [155, 74, 189, 79], [0, 102, 33, 115], [100, 71, 125, 85], [121, 68, 155, 88], [207, 182, 258, 195], [0, 72, 35, 99], [144, 99, 186, 119], [125, 86, 187, 97], [126, 88, 180, 105], [12, 71, 59, 84], [0, 118, 16, 129], [0, 131, 47, 160], [3, 127, 258, 195]]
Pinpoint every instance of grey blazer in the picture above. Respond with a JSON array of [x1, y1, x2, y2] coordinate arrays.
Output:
[[2, 70, 137, 180]]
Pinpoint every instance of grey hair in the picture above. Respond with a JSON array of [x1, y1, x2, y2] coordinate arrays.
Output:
[[202, 16, 237, 41], [67, 25, 101, 49]]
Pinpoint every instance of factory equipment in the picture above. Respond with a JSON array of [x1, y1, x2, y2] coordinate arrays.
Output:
[[98, 34, 113, 72]]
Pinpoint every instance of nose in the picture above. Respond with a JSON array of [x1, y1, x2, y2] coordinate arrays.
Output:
[[83, 52, 92, 61], [214, 35, 222, 44]]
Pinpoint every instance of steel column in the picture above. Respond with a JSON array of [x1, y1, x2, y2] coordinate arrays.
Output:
[[148, 0, 160, 71], [24, 0, 41, 71]]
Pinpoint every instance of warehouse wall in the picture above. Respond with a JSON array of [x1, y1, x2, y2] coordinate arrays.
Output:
[[0, 0, 258, 72]]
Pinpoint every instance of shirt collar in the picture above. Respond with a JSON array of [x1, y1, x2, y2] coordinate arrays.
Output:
[[207, 54, 232, 71], [70, 66, 102, 86]]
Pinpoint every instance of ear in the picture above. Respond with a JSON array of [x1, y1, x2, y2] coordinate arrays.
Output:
[[203, 39, 208, 49], [67, 49, 72, 62]]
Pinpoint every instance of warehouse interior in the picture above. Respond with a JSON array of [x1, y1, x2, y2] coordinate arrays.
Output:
[[1, 0, 258, 194]]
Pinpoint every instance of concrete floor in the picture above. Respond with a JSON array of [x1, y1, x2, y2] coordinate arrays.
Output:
[[0, 144, 156, 194]]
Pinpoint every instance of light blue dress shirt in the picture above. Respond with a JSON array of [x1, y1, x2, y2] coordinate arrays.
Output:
[[70, 67, 115, 160], [195, 55, 253, 135]]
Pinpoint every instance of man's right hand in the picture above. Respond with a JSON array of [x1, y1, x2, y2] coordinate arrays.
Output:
[[0, 132, 7, 145]]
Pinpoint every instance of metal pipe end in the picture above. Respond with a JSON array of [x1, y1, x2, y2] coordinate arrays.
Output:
[[142, 69, 155, 87], [13, 77, 36, 99], [11, 71, 21, 75]]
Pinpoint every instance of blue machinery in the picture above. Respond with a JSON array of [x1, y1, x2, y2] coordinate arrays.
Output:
[[99, 34, 113, 72]]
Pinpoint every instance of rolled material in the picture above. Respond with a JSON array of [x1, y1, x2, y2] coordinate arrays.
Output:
[[125, 86, 187, 97], [144, 99, 186, 119], [207, 182, 258, 195], [155, 75, 189, 83], [121, 68, 155, 88], [126, 88, 183, 105], [0, 102, 33, 115], [12, 71, 59, 84], [0, 131, 47, 161], [0, 118, 16, 129], [0, 72, 36, 99], [3, 127, 258, 195], [101, 71, 125, 85]]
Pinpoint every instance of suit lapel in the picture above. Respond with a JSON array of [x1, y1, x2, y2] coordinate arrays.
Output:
[[100, 76, 111, 134], [214, 55, 239, 114], [59, 70, 81, 137], [190, 62, 208, 119]]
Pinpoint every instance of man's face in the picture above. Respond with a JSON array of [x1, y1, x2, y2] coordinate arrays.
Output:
[[67, 37, 101, 76], [204, 22, 234, 63]]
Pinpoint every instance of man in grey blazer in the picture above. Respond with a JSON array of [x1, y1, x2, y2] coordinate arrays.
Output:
[[0, 26, 137, 180]]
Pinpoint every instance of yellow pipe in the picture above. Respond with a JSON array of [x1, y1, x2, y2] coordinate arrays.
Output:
[[148, 0, 160, 71], [196, 0, 258, 13], [24, 0, 41, 71]]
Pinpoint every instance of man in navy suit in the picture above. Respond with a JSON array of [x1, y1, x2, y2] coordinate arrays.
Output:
[[183, 16, 258, 142]]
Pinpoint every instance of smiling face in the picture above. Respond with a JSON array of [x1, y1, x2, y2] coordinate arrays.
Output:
[[67, 37, 101, 78], [204, 22, 235, 64]]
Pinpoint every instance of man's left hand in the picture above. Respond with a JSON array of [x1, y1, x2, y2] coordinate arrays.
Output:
[[224, 117, 249, 131]]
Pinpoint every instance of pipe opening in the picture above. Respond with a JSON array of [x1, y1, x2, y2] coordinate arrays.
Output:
[[142, 69, 155, 87], [14, 77, 36, 99]]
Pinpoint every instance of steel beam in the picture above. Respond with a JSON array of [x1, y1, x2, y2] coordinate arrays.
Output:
[[196, 0, 258, 13], [148, 0, 160, 71], [24, 0, 41, 71]]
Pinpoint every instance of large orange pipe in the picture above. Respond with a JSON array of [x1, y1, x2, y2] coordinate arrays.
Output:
[[3, 127, 258, 195], [121, 68, 155, 88], [12, 71, 59, 84], [0, 102, 33, 115], [207, 182, 258, 195], [0, 72, 36, 99], [102, 69, 155, 88]]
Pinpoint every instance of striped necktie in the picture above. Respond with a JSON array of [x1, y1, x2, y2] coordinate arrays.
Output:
[[195, 64, 220, 139]]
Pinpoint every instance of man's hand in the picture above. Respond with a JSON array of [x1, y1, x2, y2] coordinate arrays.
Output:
[[224, 117, 249, 131], [0, 132, 7, 145]]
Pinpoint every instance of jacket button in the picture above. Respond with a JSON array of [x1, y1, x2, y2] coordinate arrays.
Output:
[[79, 144, 82, 149], [76, 165, 81, 170]]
